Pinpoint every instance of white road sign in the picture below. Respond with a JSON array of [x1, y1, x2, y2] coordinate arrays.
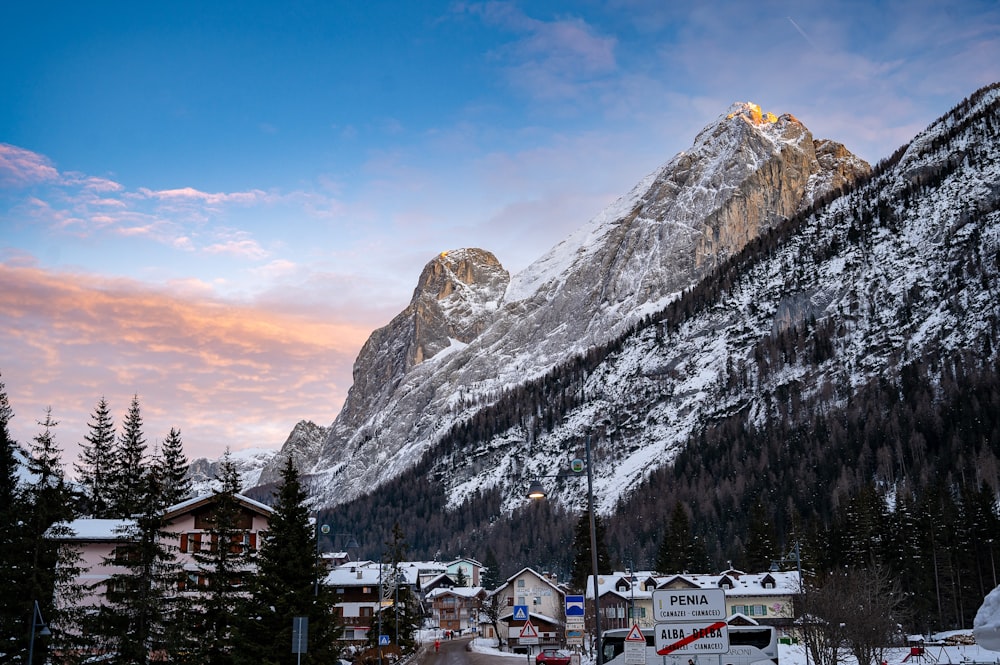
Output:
[[653, 621, 729, 655], [651, 589, 726, 622]]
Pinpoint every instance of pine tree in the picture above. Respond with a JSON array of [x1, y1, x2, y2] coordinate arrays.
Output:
[[20, 408, 80, 664], [481, 547, 501, 590], [111, 395, 148, 518], [157, 427, 191, 507], [742, 501, 776, 572], [186, 451, 252, 665], [569, 507, 612, 592], [90, 466, 179, 664], [0, 372, 29, 656], [75, 396, 117, 517], [368, 523, 420, 653], [655, 502, 695, 573], [235, 455, 342, 665]]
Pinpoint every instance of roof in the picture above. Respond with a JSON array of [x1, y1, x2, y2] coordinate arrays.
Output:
[[163, 492, 274, 520], [588, 570, 802, 599], [425, 586, 485, 600], [47, 518, 137, 541]]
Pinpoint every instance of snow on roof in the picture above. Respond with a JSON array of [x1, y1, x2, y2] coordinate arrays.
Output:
[[425, 586, 485, 599], [588, 570, 801, 598], [164, 492, 273, 516], [48, 518, 136, 541]]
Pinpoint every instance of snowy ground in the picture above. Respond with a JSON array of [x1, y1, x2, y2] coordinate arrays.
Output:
[[460, 633, 1000, 665]]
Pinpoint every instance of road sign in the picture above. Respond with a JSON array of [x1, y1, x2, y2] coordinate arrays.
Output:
[[565, 595, 585, 616], [651, 589, 726, 622], [624, 624, 647, 665], [566, 628, 584, 646], [625, 624, 645, 642], [379, 635, 391, 646], [653, 621, 729, 655], [513, 605, 529, 621], [519, 620, 539, 645]]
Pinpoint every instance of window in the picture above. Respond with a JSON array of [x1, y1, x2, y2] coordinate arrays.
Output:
[[507, 597, 514, 606], [517, 596, 526, 606], [517, 579, 525, 588], [533, 596, 541, 605]]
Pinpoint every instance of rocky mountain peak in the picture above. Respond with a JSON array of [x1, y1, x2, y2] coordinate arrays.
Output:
[[260, 101, 872, 503]]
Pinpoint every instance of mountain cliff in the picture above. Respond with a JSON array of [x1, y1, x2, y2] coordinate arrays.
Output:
[[322, 83, 1000, 579], [259, 102, 871, 504]]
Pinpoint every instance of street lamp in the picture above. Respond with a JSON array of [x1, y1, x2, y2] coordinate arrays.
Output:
[[315, 518, 331, 596], [527, 431, 604, 665], [28, 600, 52, 665]]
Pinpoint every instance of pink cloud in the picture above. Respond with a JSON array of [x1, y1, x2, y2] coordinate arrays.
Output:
[[139, 186, 268, 206], [0, 263, 371, 465], [0, 144, 60, 187]]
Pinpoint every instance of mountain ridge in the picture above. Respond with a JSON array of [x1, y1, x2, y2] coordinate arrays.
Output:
[[259, 101, 872, 505]]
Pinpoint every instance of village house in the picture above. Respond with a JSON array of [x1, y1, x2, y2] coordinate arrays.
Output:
[[426, 586, 486, 633], [50, 493, 273, 609], [489, 567, 566, 649], [589, 569, 802, 633]]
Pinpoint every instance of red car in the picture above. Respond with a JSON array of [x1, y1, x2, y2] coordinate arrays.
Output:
[[535, 649, 572, 665]]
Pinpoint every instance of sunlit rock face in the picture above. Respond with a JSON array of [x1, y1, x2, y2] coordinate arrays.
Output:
[[259, 101, 871, 505]]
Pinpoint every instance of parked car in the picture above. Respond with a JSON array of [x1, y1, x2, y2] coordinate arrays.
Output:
[[536, 648, 572, 665]]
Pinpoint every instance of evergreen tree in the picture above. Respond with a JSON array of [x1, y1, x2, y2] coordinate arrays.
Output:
[[481, 547, 501, 591], [368, 524, 420, 653], [656, 502, 696, 573], [19, 408, 80, 664], [569, 507, 612, 592], [111, 395, 147, 518], [742, 501, 776, 572], [75, 396, 117, 518], [235, 455, 341, 665], [90, 467, 178, 664], [0, 372, 28, 657], [157, 427, 191, 507], [186, 451, 253, 665]]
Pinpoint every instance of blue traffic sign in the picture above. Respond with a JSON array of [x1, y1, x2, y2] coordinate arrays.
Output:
[[379, 635, 390, 646], [565, 595, 585, 616], [513, 605, 529, 621]]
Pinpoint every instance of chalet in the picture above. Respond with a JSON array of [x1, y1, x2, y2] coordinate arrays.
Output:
[[426, 586, 486, 633], [50, 493, 273, 607], [589, 569, 801, 633], [490, 567, 566, 648]]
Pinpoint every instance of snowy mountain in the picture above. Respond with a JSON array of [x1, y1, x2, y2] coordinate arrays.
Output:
[[187, 447, 278, 496], [260, 101, 872, 507]]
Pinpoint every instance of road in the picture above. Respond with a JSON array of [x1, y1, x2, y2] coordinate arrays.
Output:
[[415, 636, 532, 665]]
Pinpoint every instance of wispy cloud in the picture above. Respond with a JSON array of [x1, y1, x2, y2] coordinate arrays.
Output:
[[0, 143, 60, 187], [461, 2, 618, 102], [0, 262, 369, 463]]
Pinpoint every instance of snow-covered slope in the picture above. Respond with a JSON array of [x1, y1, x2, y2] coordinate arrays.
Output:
[[437, 84, 1000, 513], [187, 447, 278, 496], [262, 102, 871, 507]]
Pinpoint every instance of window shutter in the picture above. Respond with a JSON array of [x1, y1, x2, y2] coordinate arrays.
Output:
[[180, 533, 188, 552]]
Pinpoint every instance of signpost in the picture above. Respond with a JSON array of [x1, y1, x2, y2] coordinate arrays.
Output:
[[651, 589, 728, 656], [565, 594, 585, 646], [624, 623, 647, 665], [513, 605, 529, 621], [292, 616, 309, 665], [520, 620, 540, 646]]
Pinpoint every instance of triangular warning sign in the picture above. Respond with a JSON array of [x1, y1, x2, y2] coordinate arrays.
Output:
[[625, 624, 645, 642], [520, 620, 539, 639]]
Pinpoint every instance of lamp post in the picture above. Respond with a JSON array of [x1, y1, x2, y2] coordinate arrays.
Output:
[[315, 518, 330, 596], [527, 432, 604, 665], [28, 600, 51, 665]]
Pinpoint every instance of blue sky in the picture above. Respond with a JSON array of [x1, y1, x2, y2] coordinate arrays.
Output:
[[2, 0, 998, 465]]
